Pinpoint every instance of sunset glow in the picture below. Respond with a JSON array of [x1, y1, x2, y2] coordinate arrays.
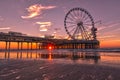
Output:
[[100, 40, 120, 48], [0, 0, 120, 48]]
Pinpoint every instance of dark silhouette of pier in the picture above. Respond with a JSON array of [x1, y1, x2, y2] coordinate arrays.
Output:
[[0, 31, 99, 50]]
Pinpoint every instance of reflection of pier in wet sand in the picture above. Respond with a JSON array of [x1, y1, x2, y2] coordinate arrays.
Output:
[[1, 50, 100, 64]]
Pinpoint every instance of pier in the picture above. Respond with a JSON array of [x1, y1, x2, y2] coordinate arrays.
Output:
[[0, 31, 99, 50]]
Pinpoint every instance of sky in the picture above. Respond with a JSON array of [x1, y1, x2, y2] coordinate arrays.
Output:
[[0, 0, 120, 48]]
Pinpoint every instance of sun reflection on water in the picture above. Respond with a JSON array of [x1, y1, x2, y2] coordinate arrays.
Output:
[[0, 50, 120, 67]]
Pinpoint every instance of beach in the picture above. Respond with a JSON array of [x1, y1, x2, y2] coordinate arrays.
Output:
[[0, 59, 120, 80], [0, 50, 120, 80]]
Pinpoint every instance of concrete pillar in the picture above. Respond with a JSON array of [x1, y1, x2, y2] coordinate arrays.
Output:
[[36, 42, 38, 50], [31, 42, 32, 50], [8, 42, 10, 51], [21, 42, 23, 50], [39, 43, 40, 49], [27, 42, 29, 50], [18, 42, 20, 50], [5, 41, 8, 50]]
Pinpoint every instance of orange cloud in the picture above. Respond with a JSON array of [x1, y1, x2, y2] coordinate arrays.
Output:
[[36, 22, 52, 26], [36, 21, 52, 31], [0, 27, 10, 30], [21, 4, 56, 19]]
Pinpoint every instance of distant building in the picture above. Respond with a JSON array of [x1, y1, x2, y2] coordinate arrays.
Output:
[[44, 35, 54, 39], [0, 31, 27, 36]]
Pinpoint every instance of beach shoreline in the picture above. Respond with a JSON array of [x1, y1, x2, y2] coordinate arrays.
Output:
[[0, 48, 120, 52], [0, 59, 120, 80]]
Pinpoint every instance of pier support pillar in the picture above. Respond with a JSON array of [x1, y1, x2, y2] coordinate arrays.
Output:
[[21, 42, 23, 50], [18, 42, 20, 50], [8, 42, 11, 51], [36, 42, 38, 50], [31, 42, 32, 50], [5, 41, 8, 50], [27, 42, 29, 50]]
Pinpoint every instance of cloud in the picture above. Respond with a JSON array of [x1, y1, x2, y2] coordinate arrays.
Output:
[[98, 35, 115, 39], [97, 20, 120, 37], [98, 23, 120, 31], [36, 22, 52, 26], [112, 28, 120, 32], [21, 4, 56, 19], [97, 20, 120, 31], [97, 35, 116, 41], [36, 21, 52, 31], [0, 27, 11, 30]]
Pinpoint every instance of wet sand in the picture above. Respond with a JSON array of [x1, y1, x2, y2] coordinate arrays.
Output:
[[0, 59, 120, 80]]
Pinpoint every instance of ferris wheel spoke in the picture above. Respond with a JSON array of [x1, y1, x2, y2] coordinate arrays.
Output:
[[83, 25, 91, 30], [80, 27, 87, 40], [69, 12, 77, 20], [67, 16, 75, 22], [80, 10, 83, 19], [66, 21, 76, 24], [79, 12, 83, 21], [83, 23, 92, 26], [78, 26, 84, 39], [84, 20, 91, 23], [69, 27, 76, 33], [77, 11, 82, 20], [72, 26, 79, 37], [84, 20, 92, 23], [83, 15, 89, 21], [73, 10, 79, 19], [81, 12, 87, 21], [76, 26, 82, 38], [77, 10, 81, 19], [83, 31, 88, 40], [81, 25, 90, 40], [82, 15, 89, 22], [86, 31, 92, 40], [66, 24, 76, 28], [85, 31, 90, 40]]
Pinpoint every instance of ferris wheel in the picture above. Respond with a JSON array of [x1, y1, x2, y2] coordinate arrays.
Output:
[[64, 8, 97, 40]]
